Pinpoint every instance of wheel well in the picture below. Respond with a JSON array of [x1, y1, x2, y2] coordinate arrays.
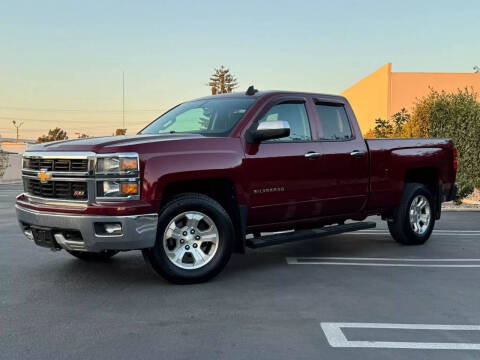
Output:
[[404, 168, 438, 194], [161, 178, 246, 253], [404, 167, 440, 218]]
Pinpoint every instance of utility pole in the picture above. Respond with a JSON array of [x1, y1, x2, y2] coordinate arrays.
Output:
[[12, 120, 24, 142], [122, 71, 125, 131]]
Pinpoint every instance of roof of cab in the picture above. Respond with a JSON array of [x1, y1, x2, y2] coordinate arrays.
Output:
[[194, 90, 346, 102]]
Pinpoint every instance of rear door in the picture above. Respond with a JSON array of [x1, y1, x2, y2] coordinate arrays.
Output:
[[311, 98, 369, 216]]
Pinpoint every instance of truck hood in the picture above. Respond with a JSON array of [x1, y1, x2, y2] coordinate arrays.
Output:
[[26, 133, 206, 153]]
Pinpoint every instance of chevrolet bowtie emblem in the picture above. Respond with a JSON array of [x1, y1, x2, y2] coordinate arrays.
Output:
[[37, 170, 51, 183]]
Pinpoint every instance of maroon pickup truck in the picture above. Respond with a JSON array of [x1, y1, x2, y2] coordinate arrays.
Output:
[[16, 87, 457, 283]]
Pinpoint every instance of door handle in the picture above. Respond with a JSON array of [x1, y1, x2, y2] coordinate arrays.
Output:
[[350, 150, 366, 157], [305, 151, 322, 159]]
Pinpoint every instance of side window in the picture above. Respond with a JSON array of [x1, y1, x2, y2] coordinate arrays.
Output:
[[258, 102, 311, 141], [315, 103, 353, 141]]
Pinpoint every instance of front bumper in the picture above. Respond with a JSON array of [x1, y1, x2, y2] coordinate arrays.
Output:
[[16, 205, 158, 252]]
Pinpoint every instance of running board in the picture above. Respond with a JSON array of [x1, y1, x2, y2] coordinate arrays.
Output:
[[246, 221, 376, 249]]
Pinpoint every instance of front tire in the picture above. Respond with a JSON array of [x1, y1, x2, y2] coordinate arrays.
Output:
[[142, 193, 234, 284], [388, 183, 435, 245]]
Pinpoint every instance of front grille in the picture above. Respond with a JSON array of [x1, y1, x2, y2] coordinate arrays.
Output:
[[25, 158, 88, 172], [25, 179, 88, 200]]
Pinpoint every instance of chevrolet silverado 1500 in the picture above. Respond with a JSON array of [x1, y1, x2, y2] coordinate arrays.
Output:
[[16, 87, 457, 283]]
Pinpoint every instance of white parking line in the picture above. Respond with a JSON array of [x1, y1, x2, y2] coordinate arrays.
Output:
[[286, 257, 480, 267], [321, 322, 480, 350], [358, 229, 480, 233], [292, 257, 480, 261], [350, 230, 480, 236]]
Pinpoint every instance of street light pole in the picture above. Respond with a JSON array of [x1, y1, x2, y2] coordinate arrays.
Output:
[[12, 120, 24, 142], [122, 71, 125, 131]]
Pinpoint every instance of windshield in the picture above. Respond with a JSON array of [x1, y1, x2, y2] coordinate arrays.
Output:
[[140, 98, 256, 136]]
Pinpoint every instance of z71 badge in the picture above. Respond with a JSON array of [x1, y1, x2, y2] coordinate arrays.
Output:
[[73, 190, 85, 197]]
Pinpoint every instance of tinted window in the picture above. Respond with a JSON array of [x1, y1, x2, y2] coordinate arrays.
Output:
[[140, 98, 256, 136], [315, 104, 353, 141], [258, 102, 311, 141]]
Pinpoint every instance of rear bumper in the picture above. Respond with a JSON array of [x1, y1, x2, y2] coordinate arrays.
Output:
[[16, 205, 158, 252]]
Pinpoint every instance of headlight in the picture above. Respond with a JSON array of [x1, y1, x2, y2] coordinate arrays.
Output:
[[96, 154, 139, 174], [98, 180, 139, 198], [95, 153, 140, 199]]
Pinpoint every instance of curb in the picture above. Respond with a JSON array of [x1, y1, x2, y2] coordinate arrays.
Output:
[[0, 180, 22, 184], [442, 208, 480, 212], [462, 199, 480, 206]]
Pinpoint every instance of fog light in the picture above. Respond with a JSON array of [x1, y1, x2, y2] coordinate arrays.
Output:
[[103, 181, 120, 196], [98, 180, 139, 198], [24, 229, 34, 241], [104, 223, 122, 235]]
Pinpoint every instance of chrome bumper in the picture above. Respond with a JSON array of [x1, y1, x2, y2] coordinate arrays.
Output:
[[16, 205, 158, 252]]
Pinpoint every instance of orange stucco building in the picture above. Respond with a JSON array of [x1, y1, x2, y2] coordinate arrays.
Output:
[[341, 63, 480, 134]]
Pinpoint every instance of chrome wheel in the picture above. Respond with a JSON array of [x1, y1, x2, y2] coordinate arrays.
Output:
[[409, 195, 431, 235], [163, 211, 219, 270]]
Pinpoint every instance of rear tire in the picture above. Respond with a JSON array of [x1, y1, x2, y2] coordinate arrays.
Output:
[[142, 193, 233, 284], [67, 250, 118, 261], [388, 182, 435, 245]]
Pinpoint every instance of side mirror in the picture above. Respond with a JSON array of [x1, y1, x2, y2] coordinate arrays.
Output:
[[248, 121, 290, 143]]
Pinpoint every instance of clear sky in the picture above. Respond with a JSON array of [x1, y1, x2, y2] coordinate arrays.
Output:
[[1, 0, 479, 140]]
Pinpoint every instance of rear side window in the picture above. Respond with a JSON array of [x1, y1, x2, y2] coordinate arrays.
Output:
[[258, 102, 311, 142], [315, 103, 353, 141]]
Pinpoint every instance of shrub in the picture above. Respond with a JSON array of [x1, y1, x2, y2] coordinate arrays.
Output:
[[365, 108, 410, 138], [0, 151, 9, 178], [402, 88, 480, 200], [455, 181, 474, 205]]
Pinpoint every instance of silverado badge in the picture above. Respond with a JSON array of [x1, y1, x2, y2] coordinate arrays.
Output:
[[253, 187, 285, 194], [37, 170, 51, 183]]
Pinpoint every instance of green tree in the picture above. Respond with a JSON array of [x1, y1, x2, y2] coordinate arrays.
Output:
[[372, 118, 394, 137], [114, 128, 127, 136], [76, 133, 90, 138], [402, 88, 480, 200], [428, 89, 480, 200], [401, 90, 437, 138], [37, 127, 68, 143], [363, 128, 376, 138], [207, 65, 238, 95], [391, 108, 410, 136], [365, 109, 411, 138]]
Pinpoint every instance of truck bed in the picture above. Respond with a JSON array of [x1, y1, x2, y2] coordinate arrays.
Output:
[[365, 138, 456, 213]]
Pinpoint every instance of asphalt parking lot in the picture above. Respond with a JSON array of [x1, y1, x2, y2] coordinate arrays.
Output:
[[1, 183, 480, 360]]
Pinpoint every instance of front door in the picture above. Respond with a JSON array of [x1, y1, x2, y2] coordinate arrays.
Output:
[[244, 98, 323, 225]]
